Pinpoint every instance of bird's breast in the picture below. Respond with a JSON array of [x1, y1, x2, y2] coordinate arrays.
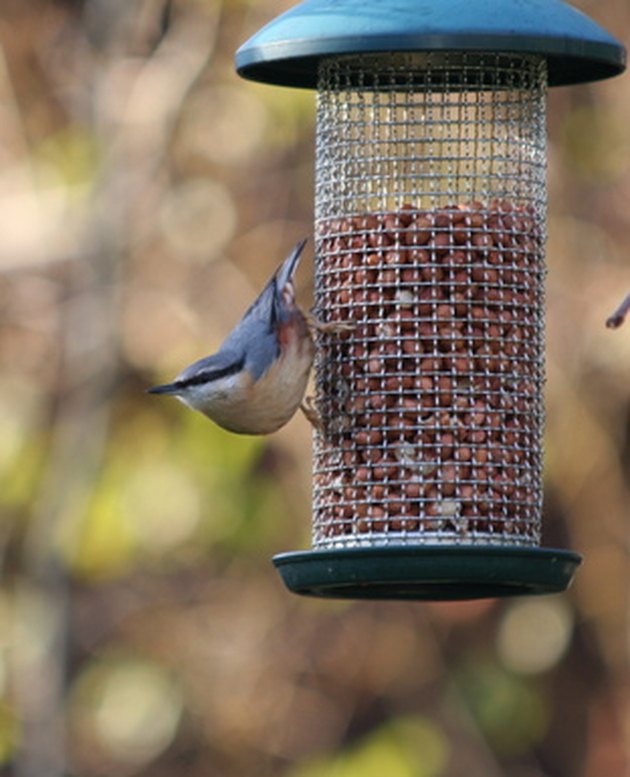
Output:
[[200, 321, 314, 435]]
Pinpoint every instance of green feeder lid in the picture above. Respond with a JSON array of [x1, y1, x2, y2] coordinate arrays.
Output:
[[273, 545, 582, 601], [235, 0, 626, 88]]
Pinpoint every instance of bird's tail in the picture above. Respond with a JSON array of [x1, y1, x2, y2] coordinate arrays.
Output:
[[232, 238, 308, 331], [275, 238, 307, 293]]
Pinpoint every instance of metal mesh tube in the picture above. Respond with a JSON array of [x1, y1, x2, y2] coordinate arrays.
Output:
[[312, 52, 548, 548]]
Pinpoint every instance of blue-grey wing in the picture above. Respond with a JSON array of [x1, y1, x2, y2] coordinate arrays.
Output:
[[220, 239, 307, 380], [149, 241, 307, 396]]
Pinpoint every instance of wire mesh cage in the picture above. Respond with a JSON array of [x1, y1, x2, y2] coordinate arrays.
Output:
[[312, 52, 546, 550]]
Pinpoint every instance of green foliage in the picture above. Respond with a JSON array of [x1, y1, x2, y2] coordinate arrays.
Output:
[[56, 405, 288, 580], [455, 658, 550, 756], [289, 717, 448, 777], [0, 379, 48, 514], [0, 702, 20, 765], [34, 127, 102, 190]]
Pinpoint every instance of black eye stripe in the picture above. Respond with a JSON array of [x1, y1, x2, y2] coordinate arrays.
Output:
[[176, 357, 245, 388]]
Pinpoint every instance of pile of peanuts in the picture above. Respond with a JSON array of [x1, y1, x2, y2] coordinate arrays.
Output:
[[312, 199, 543, 545]]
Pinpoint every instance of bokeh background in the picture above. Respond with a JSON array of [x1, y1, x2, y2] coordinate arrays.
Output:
[[0, 1, 628, 775]]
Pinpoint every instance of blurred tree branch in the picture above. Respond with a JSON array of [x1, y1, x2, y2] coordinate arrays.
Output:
[[10, 2, 218, 775]]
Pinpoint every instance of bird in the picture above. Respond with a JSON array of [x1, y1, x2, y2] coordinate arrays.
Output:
[[148, 239, 315, 435]]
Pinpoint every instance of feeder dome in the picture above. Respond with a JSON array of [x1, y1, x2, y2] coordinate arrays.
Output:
[[236, 0, 626, 88]]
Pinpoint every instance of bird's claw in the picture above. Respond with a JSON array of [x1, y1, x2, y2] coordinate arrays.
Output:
[[300, 396, 325, 432], [307, 314, 356, 336]]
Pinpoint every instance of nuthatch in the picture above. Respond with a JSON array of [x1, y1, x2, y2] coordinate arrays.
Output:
[[148, 239, 315, 434]]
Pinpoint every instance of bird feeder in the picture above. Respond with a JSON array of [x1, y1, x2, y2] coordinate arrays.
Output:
[[236, 0, 626, 600]]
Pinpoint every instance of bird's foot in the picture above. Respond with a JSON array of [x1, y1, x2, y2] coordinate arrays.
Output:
[[300, 396, 325, 432], [307, 314, 355, 336]]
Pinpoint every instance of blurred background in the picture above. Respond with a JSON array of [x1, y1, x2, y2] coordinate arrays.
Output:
[[0, 1, 628, 775]]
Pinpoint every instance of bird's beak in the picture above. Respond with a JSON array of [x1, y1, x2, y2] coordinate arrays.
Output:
[[146, 382, 180, 395]]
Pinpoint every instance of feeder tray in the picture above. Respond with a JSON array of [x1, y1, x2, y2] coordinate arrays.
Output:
[[274, 546, 582, 600], [236, 0, 624, 601]]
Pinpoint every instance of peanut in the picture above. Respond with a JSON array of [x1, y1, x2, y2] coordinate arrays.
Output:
[[313, 199, 542, 544]]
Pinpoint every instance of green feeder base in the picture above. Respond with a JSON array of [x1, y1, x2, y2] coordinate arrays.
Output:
[[273, 545, 581, 601]]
